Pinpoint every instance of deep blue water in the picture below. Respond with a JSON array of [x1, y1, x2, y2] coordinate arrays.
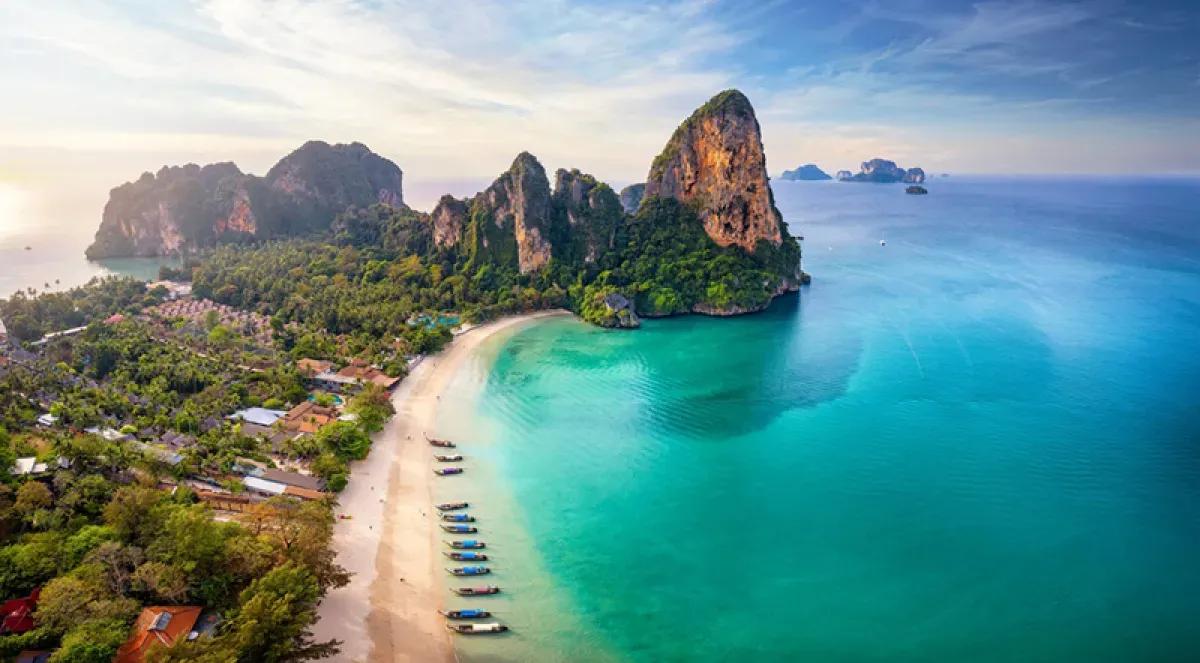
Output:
[[439, 176, 1200, 662]]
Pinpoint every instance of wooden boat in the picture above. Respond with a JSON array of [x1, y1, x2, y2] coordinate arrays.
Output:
[[447, 565, 491, 576], [445, 551, 488, 561], [436, 501, 469, 511], [447, 622, 508, 634], [433, 467, 463, 476], [441, 513, 475, 523], [439, 608, 491, 619], [442, 524, 478, 534], [434, 454, 463, 462], [453, 585, 500, 596], [426, 433, 456, 448], [446, 540, 486, 549]]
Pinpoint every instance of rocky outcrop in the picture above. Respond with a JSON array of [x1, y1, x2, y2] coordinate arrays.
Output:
[[835, 170, 853, 181], [462, 152, 553, 274], [840, 158, 925, 184], [552, 169, 623, 264], [87, 142, 405, 258], [780, 164, 831, 181], [643, 90, 786, 253], [618, 183, 645, 213], [431, 195, 468, 249], [905, 185, 928, 195]]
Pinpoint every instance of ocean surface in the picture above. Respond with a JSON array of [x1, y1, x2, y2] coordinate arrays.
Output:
[[434, 176, 1200, 662]]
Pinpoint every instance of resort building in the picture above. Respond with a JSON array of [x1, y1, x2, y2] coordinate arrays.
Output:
[[115, 606, 211, 663], [10, 458, 49, 477], [146, 280, 192, 300], [0, 588, 39, 635], [0, 317, 7, 346], [297, 358, 334, 376], [228, 407, 287, 428], [280, 401, 338, 433]]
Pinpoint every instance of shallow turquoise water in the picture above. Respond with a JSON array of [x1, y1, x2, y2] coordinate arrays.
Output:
[[441, 177, 1200, 661]]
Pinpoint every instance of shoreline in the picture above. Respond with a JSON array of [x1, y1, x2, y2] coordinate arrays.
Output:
[[313, 310, 570, 662]]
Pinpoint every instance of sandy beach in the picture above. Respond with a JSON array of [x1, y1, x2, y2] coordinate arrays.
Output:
[[313, 310, 569, 662]]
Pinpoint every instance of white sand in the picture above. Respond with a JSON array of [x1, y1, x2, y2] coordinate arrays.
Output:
[[314, 311, 568, 662]]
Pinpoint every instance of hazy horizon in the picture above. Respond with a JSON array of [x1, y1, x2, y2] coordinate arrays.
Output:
[[2, 0, 1199, 215]]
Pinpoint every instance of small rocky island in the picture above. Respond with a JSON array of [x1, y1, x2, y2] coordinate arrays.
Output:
[[779, 164, 832, 181], [839, 158, 925, 184]]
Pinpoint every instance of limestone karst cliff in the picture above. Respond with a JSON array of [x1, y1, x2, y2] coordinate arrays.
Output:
[[86, 141, 404, 258], [643, 90, 787, 254]]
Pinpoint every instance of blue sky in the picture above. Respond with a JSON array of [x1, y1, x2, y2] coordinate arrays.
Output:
[[1, 0, 1198, 209]]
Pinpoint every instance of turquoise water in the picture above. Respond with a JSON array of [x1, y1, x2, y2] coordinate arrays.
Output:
[[437, 177, 1200, 662]]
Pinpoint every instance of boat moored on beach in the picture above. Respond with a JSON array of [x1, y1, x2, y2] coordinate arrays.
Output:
[[448, 565, 491, 576], [441, 513, 475, 522], [440, 608, 492, 619], [453, 585, 500, 596], [435, 454, 463, 462], [447, 539, 486, 549], [447, 622, 508, 634], [436, 501, 469, 511], [445, 551, 488, 561], [426, 433, 456, 448], [434, 467, 464, 476], [442, 524, 478, 533]]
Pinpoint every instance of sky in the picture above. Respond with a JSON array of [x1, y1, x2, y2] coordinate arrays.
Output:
[[1, 0, 1199, 211]]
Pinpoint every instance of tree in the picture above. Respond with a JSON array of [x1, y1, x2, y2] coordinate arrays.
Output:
[[14, 481, 52, 527], [103, 486, 168, 545], [315, 421, 371, 461], [223, 564, 340, 662], [346, 383, 393, 433], [50, 618, 131, 663]]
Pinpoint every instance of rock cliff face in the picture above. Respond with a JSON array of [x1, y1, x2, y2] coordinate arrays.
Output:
[[431, 195, 469, 249], [780, 164, 832, 181], [86, 141, 404, 258], [462, 152, 554, 274], [618, 183, 645, 213], [643, 90, 785, 253], [552, 169, 623, 265]]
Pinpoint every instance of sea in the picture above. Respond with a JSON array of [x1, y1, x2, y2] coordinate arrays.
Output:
[[432, 176, 1200, 662]]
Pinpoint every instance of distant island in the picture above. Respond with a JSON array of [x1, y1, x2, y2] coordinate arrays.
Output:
[[84, 90, 806, 328], [837, 158, 925, 184], [779, 164, 832, 181]]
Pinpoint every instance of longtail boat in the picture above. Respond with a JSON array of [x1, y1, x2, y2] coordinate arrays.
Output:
[[426, 433, 456, 448], [436, 501, 469, 511], [434, 454, 463, 462], [433, 467, 463, 476], [439, 608, 491, 619], [442, 524, 478, 534], [441, 513, 475, 523], [445, 551, 488, 561], [453, 585, 500, 596], [447, 540, 486, 549], [446, 622, 508, 634], [447, 565, 491, 576]]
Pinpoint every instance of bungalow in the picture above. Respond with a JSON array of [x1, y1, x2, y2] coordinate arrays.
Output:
[[242, 475, 328, 501], [10, 457, 49, 477], [237, 422, 303, 453], [260, 467, 326, 492], [280, 401, 338, 434], [146, 280, 192, 300], [296, 358, 334, 377], [132, 441, 184, 466], [0, 588, 39, 635], [336, 360, 400, 390], [115, 606, 208, 663], [84, 426, 134, 443], [228, 407, 287, 428], [35, 413, 58, 428]]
